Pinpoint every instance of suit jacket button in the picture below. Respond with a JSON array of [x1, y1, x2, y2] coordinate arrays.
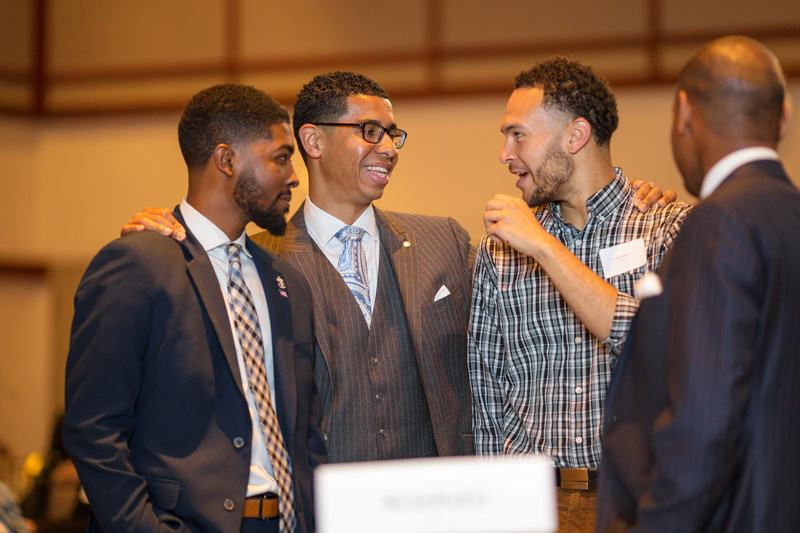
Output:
[[233, 437, 245, 448], [223, 499, 235, 511]]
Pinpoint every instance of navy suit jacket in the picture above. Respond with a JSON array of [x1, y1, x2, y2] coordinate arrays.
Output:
[[64, 208, 325, 532], [598, 160, 800, 532]]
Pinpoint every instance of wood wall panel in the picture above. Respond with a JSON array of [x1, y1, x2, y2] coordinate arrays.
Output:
[[0, 1, 33, 71], [662, 0, 800, 34], [0, 0, 798, 116], [240, 0, 428, 59], [442, 0, 649, 47], [48, 0, 225, 72]]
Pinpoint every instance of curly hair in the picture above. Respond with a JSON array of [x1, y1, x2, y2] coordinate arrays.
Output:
[[292, 71, 389, 160], [515, 57, 618, 147], [178, 84, 289, 171]]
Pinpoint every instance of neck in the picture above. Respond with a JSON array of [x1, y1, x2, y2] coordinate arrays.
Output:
[[558, 159, 616, 230], [308, 180, 370, 226], [186, 187, 247, 241]]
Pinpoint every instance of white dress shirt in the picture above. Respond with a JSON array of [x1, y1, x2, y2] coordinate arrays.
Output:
[[180, 199, 279, 496], [303, 196, 380, 311], [700, 147, 780, 199]]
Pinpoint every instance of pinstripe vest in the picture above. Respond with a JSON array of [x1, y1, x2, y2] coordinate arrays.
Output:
[[316, 244, 437, 462]]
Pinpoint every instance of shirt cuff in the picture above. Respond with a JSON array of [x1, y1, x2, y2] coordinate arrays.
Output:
[[602, 291, 640, 355]]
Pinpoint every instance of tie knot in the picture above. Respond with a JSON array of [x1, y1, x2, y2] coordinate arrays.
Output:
[[225, 242, 243, 264], [335, 225, 366, 244]]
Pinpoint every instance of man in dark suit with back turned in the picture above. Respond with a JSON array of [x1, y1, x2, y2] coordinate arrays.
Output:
[[597, 36, 800, 532], [64, 84, 325, 532]]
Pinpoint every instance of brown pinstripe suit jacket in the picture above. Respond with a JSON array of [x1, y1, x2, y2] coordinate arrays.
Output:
[[251, 203, 475, 461]]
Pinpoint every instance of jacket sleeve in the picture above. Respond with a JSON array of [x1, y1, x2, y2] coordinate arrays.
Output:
[[63, 237, 190, 532]]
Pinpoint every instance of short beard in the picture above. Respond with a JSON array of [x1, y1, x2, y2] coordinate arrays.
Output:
[[524, 136, 574, 207], [233, 168, 288, 236]]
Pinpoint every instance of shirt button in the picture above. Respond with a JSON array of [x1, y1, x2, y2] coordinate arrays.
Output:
[[233, 437, 245, 448], [599, 215, 606, 221], [323, 432, 329, 441], [575, 337, 582, 344], [223, 499, 235, 511], [375, 392, 383, 400], [575, 239, 582, 246], [575, 437, 583, 444], [378, 429, 387, 437], [575, 386, 583, 395]]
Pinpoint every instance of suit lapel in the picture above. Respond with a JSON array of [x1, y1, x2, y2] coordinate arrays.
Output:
[[375, 208, 422, 355], [280, 209, 337, 368], [176, 208, 245, 398], [249, 237, 297, 452]]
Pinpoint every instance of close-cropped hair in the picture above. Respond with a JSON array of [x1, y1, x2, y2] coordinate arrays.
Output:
[[178, 84, 289, 171], [678, 38, 785, 144], [515, 57, 618, 147], [292, 71, 389, 159]]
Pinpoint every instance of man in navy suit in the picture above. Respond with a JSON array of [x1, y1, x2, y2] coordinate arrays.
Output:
[[64, 84, 325, 532], [597, 36, 800, 532]]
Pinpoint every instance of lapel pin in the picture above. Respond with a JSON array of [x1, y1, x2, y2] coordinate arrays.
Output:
[[276, 276, 286, 289], [279, 289, 288, 298]]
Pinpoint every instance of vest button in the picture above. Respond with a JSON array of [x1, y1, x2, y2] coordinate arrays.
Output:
[[369, 357, 378, 365], [223, 499, 235, 511]]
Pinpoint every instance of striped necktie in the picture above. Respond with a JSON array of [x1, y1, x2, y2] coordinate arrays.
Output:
[[226, 243, 296, 533]]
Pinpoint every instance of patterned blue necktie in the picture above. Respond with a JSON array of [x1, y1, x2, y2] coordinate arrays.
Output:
[[335, 225, 372, 327], [225, 243, 296, 533]]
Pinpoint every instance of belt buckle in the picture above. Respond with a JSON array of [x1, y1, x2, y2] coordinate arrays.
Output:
[[560, 468, 592, 490]]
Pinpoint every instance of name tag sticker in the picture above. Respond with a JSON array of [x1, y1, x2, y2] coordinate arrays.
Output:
[[599, 238, 647, 279], [315, 455, 556, 533]]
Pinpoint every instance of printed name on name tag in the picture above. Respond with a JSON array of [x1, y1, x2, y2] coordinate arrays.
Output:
[[599, 238, 647, 279]]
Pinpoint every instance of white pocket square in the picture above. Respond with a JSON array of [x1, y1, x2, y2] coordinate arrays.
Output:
[[434, 285, 451, 302]]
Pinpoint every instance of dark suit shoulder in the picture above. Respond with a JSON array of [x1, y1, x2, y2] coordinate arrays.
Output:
[[706, 163, 800, 212]]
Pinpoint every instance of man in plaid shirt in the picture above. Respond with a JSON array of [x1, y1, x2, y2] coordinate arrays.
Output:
[[468, 57, 692, 532]]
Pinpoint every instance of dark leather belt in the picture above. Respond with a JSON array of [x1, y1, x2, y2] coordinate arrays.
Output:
[[242, 493, 279, 520], [556, 467, 598, 490]]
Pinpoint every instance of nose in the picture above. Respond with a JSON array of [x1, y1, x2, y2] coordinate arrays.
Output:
[[376, 131, 398, 158], [499, 139, 515, 164], [286, 162, 299, 188]]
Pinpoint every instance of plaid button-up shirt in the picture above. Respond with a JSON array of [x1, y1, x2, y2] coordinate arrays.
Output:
[[468, 168, 691, 467]]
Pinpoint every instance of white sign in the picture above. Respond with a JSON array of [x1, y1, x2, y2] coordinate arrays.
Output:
[[315, 455, 557, 533]]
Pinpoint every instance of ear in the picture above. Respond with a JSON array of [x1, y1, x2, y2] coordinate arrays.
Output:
[[778, 101, 792, 143], [298, 124, 324, 159], [674, 90, 692, 137], [213, 143, 235, 177], [564, 117, 592, 155]]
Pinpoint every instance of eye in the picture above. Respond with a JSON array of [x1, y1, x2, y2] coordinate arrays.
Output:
[[362, 124, 380, 136]]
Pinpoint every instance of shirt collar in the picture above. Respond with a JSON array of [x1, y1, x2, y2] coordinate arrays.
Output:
[[700, 147, 780, 199], [303, 196, 378, 247], [550, 167, 630, 227], [180, 199, 250, 256]]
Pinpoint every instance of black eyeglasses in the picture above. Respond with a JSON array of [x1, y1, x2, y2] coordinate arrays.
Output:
[[314, 122, 407, 149]]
